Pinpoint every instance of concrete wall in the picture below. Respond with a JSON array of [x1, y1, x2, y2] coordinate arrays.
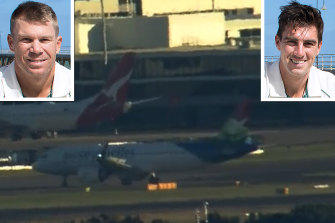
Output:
[[74, 0, 260, 17], [76, 12, 226, 53], [75, 19, 96, 54], [141, 0, 213, 16], [75, 17, 168, 54], [168, 13, 225, 47], [75, 0, 119, 15], [141, 0, 260, 16], [106, 17, 169, 49]]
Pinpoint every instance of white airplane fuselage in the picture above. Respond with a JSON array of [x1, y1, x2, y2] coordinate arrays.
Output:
[[34, 142, 205, 174], [33, 138, 258, 185], [0, 99, 92, 132], [0, 53, 136, 140]]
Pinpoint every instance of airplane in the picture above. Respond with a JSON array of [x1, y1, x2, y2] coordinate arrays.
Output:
[[0, 53, 154, 141], [32, 100, 259, 187]]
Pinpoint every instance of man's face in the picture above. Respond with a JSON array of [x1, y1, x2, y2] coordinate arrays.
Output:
[[275, 25, 322, 78], [8, 17, 62, 80]]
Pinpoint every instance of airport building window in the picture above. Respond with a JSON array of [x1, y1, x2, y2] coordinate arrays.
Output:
[[247, 8, 254, 15]]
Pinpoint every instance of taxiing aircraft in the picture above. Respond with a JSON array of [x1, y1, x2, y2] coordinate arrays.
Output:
[[32, 100, 259, 187], [0, 53, 148, 141]]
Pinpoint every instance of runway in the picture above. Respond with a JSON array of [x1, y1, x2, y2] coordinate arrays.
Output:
[[2, 193, 335, 223], [1, 127, 335, 223]]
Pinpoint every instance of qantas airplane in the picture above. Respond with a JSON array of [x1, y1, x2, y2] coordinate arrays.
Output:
[[0, 53, 152, 141], [32, 100, 259, 187]]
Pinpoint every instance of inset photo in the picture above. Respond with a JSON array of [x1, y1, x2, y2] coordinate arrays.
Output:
[[0, 0, 73, 101], [262, 0, 335, 101]]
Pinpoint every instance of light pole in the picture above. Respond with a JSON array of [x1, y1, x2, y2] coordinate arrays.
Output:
[[321, 0, 327, 10], [0, 32, 2, 54], [204, 201, 209, 223], [100, 0, 108, 65], [316, 0, 327, 69], [316, 0, 327, 10]]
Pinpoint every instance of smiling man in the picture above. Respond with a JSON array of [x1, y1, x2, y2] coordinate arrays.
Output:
[[263, 1, 335, 99], [0, 1, 72, 99]]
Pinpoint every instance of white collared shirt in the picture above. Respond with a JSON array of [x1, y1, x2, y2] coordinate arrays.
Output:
[[0, 61, 72, 99], [262, 60, 335, 99]]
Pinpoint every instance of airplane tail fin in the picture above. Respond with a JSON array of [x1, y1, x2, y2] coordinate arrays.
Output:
[[231, 98, 252, 124], [99, 52, 135, 104], [218, 99, 253, 141], [77, 53, 136, 127]]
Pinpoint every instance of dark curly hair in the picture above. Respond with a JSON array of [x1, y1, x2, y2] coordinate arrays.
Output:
[[276, 1, 323, 43]]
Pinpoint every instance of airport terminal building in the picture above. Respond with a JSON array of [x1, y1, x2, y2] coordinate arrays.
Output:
[[74, 0, 335, 130]]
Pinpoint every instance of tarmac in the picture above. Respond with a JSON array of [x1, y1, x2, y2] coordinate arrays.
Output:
[[1, 126, 335, 222]]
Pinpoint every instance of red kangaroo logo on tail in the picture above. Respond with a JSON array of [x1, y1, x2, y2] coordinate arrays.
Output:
[[77, 53, 136, 127]]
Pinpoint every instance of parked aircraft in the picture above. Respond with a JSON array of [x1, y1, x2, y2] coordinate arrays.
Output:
[[0, 53, 148, 141], [32, 100, 259, 187]]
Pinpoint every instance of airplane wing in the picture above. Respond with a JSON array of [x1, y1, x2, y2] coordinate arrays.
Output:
[[123, 96, 161, 112], [130, 96, 161, 106], [97, 145, 132, 170], [104, 156, 132, 168]]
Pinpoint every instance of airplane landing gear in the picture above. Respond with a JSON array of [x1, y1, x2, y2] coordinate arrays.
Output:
[[46, 131, 58, 138], [62, 175, 68, 187], [148, 172, 160, 184]]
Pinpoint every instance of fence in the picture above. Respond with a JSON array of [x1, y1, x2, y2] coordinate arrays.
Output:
[[265, 54, 335, 71], [0, 54, 71, 68]]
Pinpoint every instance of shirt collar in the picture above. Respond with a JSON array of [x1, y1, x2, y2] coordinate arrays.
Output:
[[2, 61, 23, 98], [267, 60, 287, 98], [2, 61, 71, 98], [52, 62, 71, 98], [267, 60, 322, 98], [306, 66, 322, 98]]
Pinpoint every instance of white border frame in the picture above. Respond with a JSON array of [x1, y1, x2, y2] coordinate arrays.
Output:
[[1, 0, 74, 102], [261, 0, 335, 102]]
